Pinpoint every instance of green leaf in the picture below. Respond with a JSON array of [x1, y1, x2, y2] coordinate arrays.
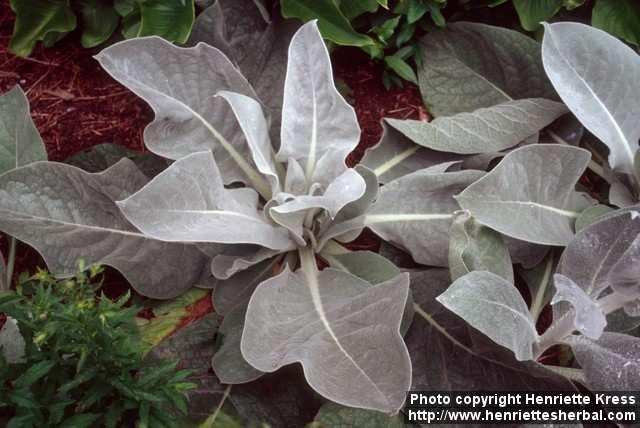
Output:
[[339, 0, 379, 20], [79, 0, 119, 48], [427, 1, 446, 27], [372, 16, 401, 43], [513, 0, 562, 31], [137, 0, 195, 44], [384, 55, 418, 83], [407, 0, 429, 24], [592, 0, 640, 46], [313, 401, 407, 427], [14, 360, 55, 388], [9, 0, 77, 57], [61, 413, 101, 428], [281, 0, 375, 47]]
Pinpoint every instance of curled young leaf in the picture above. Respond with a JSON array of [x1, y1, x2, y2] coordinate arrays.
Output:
[[551, 274, 606, 340]]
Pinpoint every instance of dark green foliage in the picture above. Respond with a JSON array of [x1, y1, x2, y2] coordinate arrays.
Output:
[[0, 263, 195, 427], [8, 0, 195, 57]]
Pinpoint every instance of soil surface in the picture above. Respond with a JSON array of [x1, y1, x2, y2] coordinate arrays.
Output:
[[0, 4, 424, 294]]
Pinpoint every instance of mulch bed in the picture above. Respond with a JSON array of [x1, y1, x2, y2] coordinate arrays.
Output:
[[0, 4, 424, 299]]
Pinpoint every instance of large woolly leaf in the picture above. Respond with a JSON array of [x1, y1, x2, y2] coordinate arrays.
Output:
[[367, 169, 484, 266], [212, 306, 264, 384], [241, 266, 411, 413], [437, 270, 539, 361], [280, 0, 375, 47], [361, 121, 463, 184], [278, 21, 360, 186], [558, 208, 640, 299], [542, 22, 640, 174], [9, 0, 77, 57], [448, 211, 513, 283], [418, 22, 556, 117], [567, 332, 640, 390], [0, 86, 47, 175], [117, 151, 293, 250], [0, 317, 25, 364], [407, 269, 575, 392], [95, 36, 263, 186], [0, 160, 207, 298], [188, 0, 298, 145], [456, 145, 591, 246], [386, 99, 566, 155], [592, 0, 640, 47]]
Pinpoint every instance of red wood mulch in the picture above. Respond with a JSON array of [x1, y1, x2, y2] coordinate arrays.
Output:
[[0, 5, 424, 302]]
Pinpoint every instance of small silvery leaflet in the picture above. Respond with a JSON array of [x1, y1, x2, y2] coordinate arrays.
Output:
[[1, 0, 639, 421]]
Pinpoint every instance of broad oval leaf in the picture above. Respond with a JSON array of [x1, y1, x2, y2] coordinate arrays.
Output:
[[592, 0, 640, 47], [117, 151, 293, 250], [437, 270, 539, 361], [367, 169, 484, 267], [278, 21, 360, 186], [241, 266, 411, 413], [566, 332, 640, 390], [542, 22, 640, 174], [386, 98, 567, 155], [0, 159, 207, 298], [455, 144, 591, 246], [418, 22, 557, 117], [513, 0, 562, 31], [558, 208, 640, 299], [0, 86, 47, 175], [95, 36, 262, 185]]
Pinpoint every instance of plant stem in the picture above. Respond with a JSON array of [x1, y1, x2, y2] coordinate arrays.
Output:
[[529, 254, 553, 321], [5, 237, 16, 290], [200, 384, 232, 428]]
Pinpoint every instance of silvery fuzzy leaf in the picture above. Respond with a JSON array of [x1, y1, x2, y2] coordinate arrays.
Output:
[[386, 99, 567, 155], [211, 247, 281, 280], [520, 254, 557, 321], [0, 316, 25, 364], [558, 208, 640, 300], [326, 166, 378, 243], [95, 37, 261, 185], [117, 151, 293, 250], [188, 0, 297, 146], [504, 236, 549, 269], [566, 332, 640, 390], [418, 22, 557, 117], [542, 22, 640, 174], [605, 306, 640, 334], [551, 274, 606, 340], [0, 159, 206, 299], [212, 256, 281, 316], [455, 145, 591, 246], [65, 143, 169, 178], [217, 91, 280, 195], [313, 402, 407, 428], [609, 180, 636, 208], [437, 270, 539, 361], [321, 250, 415, 336], [212, 305, 264, 384], [407, 269, 576, 392], [361, 120, 464, 184], [277, 21, 360, 186], [575, 204, 614, 231], [269, 168, 366, 241], [241, 267, 411, 413], [448, 211, 513, 283], [608, 234, 640, 297], [284, 157, 306, 195], [367, 169, 484, 267], [0, 86, 47, 175]]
